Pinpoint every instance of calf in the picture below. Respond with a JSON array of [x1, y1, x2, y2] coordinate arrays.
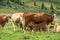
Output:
[[28, 22, 48, 32]]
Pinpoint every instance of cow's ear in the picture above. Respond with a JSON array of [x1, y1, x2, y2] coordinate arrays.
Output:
[[3, 16, 7, 20]]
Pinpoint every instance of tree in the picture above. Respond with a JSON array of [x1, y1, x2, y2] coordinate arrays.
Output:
[[50, 3, 54, 10], [56, 6, 59, 9], [14, 0, 19, 3], [10, 0, 14, 2], [19, 2, 24, 6], [41, 2, 45, 9], [6, 0, 10, 4], [0, 0, 2, 2], [0, 0, 6, 6], [50, 10, 54, 14], [34, 2, 36, 6]]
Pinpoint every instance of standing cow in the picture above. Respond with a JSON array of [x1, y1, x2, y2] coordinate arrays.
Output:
[[11, 12, 24, 31], [0, 14, 11, 27], [22, 12, 54, 33]]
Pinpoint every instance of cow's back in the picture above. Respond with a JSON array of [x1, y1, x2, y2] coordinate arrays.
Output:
[[11, 13, 24, 23]]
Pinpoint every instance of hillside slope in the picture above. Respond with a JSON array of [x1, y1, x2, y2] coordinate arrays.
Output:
[[0, 0, 60, 15]]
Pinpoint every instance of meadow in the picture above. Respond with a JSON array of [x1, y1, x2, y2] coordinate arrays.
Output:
[[0, 17, 60, 40], [0, 0, 60, 40]]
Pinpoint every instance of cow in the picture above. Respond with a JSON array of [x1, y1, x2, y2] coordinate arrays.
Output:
[[28, 22, 48, 32], [0, 14, 11, 27], [54, 23, 60, 32], [11, 12, 24, 31], [22, 12, 54, 33]]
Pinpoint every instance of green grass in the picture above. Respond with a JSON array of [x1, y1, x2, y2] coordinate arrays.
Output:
[[0, 1, 60, 40], [0, 21, 60, 40]]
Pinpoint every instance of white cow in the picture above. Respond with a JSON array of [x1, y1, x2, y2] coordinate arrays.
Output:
[[11, 12, 24, 31]]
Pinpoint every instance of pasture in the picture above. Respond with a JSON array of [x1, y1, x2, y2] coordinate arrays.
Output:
[[0, 0, 60, 40], [0, 18, 60, 40]]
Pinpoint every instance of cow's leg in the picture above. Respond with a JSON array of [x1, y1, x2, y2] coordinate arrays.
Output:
[[31, 24, 37, 33], [12, 22, 17, 31], [46, 24, 49, 32], [31, 25, 35, 33], [19, 22, 23, 30], [1, 23, 5, 27], [19, 17, 23, 29], [54, 23, 58, 32], [23, 22, 28, 33], [42, 23, 49, 32], [22, 19, 30, 33]]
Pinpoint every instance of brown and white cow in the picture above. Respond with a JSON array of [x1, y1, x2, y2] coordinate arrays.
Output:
[[0, 14, 11, 27], [11, 12, 24, 31], [22, 12, 54, 33]]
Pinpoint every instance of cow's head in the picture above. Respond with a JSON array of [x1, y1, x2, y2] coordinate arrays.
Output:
[[3, 14, 11, 23]]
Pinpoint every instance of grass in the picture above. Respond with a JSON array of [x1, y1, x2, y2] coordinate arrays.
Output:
[[0, 21, 60, 40], [0, 1, 60, 40]]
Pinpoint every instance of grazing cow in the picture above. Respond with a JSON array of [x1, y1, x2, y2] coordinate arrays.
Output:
[[11, 12, 24, 31], [22, 12, 54, 33], [0, 14, 11, 27]]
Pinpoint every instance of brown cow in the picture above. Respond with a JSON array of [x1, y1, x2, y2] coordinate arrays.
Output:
[[28, 22, 48, 32], [0, 14, 11, 27], [22, 12, 54, 33], [11, 12, 24, 31]]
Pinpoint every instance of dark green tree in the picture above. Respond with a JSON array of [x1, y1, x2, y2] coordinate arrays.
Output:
[[19, 2, 24, 6], [56, 6, 59, 9], [0, 0, 2, 2], [50, 10, 54, 14], [34, 2, 36, 6], [6, 0, 10, 4], [50, 3, 54, 10], [41, 2, 45, 9], [10, 0, 14, 2], [0, 0, 6, 6], [14, 0, 19, 3]]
